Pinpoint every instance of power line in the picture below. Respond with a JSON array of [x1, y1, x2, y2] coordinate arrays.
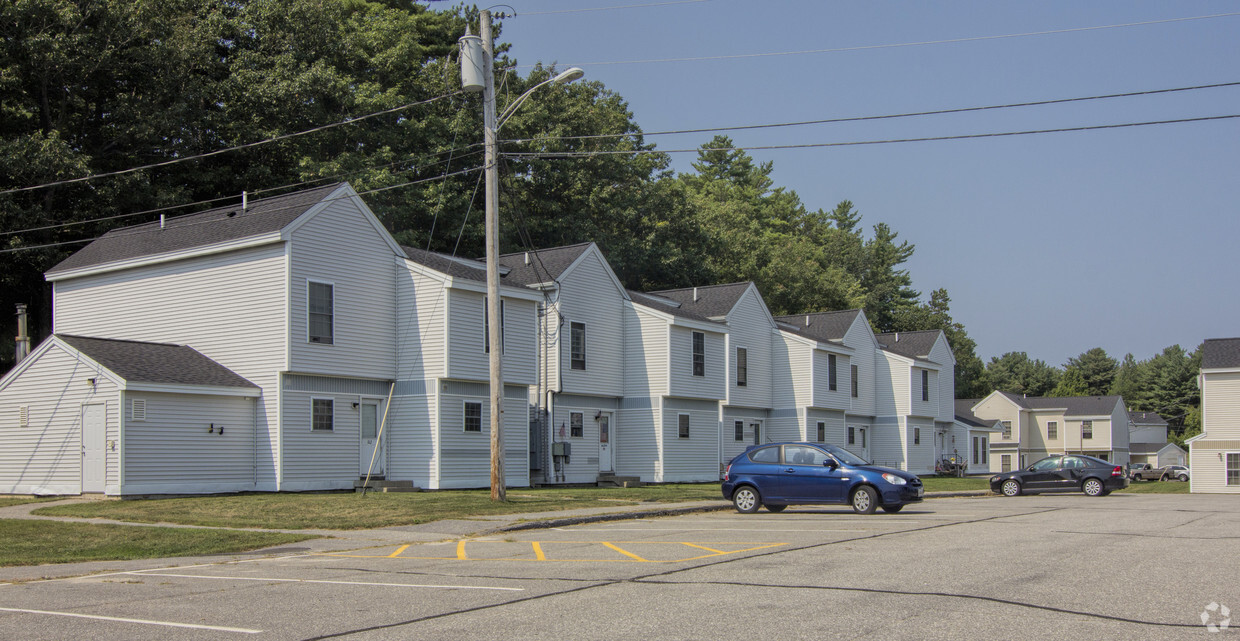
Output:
[[517, 0, 711, 16], [527, 12, 1240, 68], [503, 113, 1240, 159], [0, 91, 466, 196], [502, 81, 1240, 144]]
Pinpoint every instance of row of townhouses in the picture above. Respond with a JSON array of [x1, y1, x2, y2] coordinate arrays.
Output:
[[0, 183, 984, 496]]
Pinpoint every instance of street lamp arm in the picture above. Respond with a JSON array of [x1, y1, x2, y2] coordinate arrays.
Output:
[[495, 67, 585, 132]]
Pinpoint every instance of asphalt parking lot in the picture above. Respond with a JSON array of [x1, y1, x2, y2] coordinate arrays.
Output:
[[1, 493, 1237, 640]]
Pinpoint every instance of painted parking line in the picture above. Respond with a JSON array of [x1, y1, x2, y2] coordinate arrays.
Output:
[[125, 572, 523, 592], [0, 607, 261, 634], [327, 540, 787, 563]]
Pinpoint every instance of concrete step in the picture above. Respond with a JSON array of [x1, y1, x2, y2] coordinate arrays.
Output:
[[354, 479, 420, 493], [596, 475, 642, 488]]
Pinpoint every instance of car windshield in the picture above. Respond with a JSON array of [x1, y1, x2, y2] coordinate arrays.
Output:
[[1029, 457, 1062, 471], [819, 444, 870, 466]]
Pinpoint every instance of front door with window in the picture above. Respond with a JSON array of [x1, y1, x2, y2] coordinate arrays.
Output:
[[751, 420, 762, 445], [359, 401, 384, 478], [81, 403, 106, 493], [598, 413, 613, 473]]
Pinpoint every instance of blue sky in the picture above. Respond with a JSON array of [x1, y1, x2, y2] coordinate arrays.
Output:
[[490, 1, 1240, 367]]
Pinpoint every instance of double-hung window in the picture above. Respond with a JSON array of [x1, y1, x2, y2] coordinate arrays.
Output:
[[735, 347, 747, 387], [817, 421, 826, 442], [312, 399, 334, 431], [1227, 453, 1240, 486], [570, 322, 586, 370], [851, 365, 859, 398], [1081, 420, 1093, 439], [1001, 421, 1012, 439], [678, 414, 690, 438], [570, 412, 584, 438], [914, 426, 921, 445], [1047, 421, 1058, 439], [464, 402, 482, 432], [828, 354, 837, 391], [691, 332, 705, 377], [734, 420, 744, 441], [921, 370, 929, 402], [308, 281, 334, 344]]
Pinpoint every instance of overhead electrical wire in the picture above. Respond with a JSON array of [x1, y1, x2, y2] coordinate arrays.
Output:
[[527, 12, 1240, 68], [516, 0, 711, 16], [503, 113, 1240, 159], [0, 90, 468, 196]]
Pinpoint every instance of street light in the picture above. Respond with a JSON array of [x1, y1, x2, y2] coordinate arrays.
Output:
[[461, 11, 584, 501]]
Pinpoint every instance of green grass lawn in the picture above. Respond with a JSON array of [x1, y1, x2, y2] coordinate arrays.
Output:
[[32, 484, 724, 530], [1118, 480, 1191, 494], [0, 519, 316, 567], [0, 497, 61, 509], [919, 476, 990, 492]]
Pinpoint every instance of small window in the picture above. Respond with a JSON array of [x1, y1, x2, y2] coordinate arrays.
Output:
[[692, 332, 705, 377], [735, 347, 747, 387], [1081, 420, 1093, 440], [570, 322, 586, 370], [483, 298, 505, 354], [921, 370, 929, 402], [914, 426, 920, 445], [851, 365, 859, 398], [570, 412, 584, 438], [464, 401, 482, 432], [734, 420, 744, 442], [131, 399, 146, 422], [1047, 421, 1058, 439], [1226, 453, 1239, 485], [981, 438, 988, 464], [816, 421, 825, 442], [828, 354, 837, 391], [312, 399, 334, 431], [1001, 454, 1011, 473], [749, 446, 779, 463], [847, 426, 855, 445], [308, 281, 334, 344], [972, 436, 979, 464], [18, 405, 29, 428], [752, 422, 760, 444], [1001, 421, 1012, 439], [678, 414, 690, 438]]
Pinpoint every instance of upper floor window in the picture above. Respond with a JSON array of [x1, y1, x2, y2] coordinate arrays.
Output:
[[483, 297, 505, 354], [828, 354, 837, 391], [570, 322, 586, 370], [691, 332, 705, 377], [308, 281, 334, 344], [1047, 421, 1058, 439], [1001, 420, 1012, 439], [921, 370, 929, 402], [1081, 420, 1093, 439], [735, 347, 747, 387], [851, 365, 859, 398]]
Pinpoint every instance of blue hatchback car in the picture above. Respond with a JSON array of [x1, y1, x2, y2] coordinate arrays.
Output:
[[722, 442, 924, 514]]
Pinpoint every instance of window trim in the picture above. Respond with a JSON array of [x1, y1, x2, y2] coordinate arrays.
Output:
[[1001, 453, 1011, 473], [735, 346, 747, 387], [1081, 420, 1093, 440], [307, 279, 335, 345], [678, 413, 690, 439], [972, 436, 979, 465], [311, 397, 334, 431], [691, 332, 705, 377], [981, 437, 988, 464], [847, 426, 855, 445], [131, 398, 146, 422], [914, 426, 920, 445], [921, 369, 929, 402], [816, 421, 826, 442], [828, 354, 837, 392], [1226, 452, 1240, 486], [851, 364, 859, 398], [570, 321, 586, 370], [1001, 420, 1012, 439], [463, 400, 483, 433], [570, 411, 584, 438], [734, 420, 744, 442], [1047, 421, 1058, 439]]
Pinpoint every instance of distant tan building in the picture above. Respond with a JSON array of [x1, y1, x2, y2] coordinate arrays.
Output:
[[969, 391, 1130, 473], [1189, 338, 1240, 493]]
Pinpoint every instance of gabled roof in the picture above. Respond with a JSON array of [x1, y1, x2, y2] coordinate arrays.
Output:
[[402, 246, 489, 282], [56, 335, 258, 390], [775, 310, 862, 342], [496, 242, 592, 287], [649, 282, 753, 320], [1128, 411, 1168, 426], [1202, 337, 1240, 369], [988, 390, 1124, 416], [627, 290, 724, 327], [954, 399, 1001, 430], [874, 330, 943, 363], [47, 183, 346, 276]]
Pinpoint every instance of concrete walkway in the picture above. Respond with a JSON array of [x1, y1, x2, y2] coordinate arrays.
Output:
[[0, 490, 991, 582]]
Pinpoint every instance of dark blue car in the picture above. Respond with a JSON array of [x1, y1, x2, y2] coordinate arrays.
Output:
[[722, 442, 924, 514]]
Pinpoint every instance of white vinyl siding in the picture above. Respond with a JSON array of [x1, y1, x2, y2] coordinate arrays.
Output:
[[806, 409, 845, 445], [558, 251, 626, 397], [812, 350, 850, 410], [1203, 372, 1240, 439], [397, 267, 447, 380], [436, 385, 528, 489], [386, 390, 435, 488], [0, 344, 121, 495], [910, 367, 937, 417], [51, 242, 285, 489], [905, 418, 935, 473], [280, 391, 357, 489], [288, 195, 397, 379], [725, 288, 773, 410], [929, 335, 956, 422], [661, 400, 719, 482], [843, 316, 878, 417], [624, 306, 669, 397], [447, 290, 537, 385], [120, 392, 258, 494]]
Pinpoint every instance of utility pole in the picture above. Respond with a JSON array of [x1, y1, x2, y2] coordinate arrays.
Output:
[[481, 10, 506, 502]]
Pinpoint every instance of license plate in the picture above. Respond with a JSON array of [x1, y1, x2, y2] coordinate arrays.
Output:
[[916, 488, 924, 498]]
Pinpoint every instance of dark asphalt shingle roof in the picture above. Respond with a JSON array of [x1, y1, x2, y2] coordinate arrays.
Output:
[[57, 335, 258, 389], [48, 183, 345, 275], [994, 391, 1123, 416], [402, 246, 489, 282], [775, 310, 862, 342], [496, 243, 593, 287], [954, 399, 991, 428], [1202, 338, 1240, 369], [1128, 411, 1168, 426], [874, 330, 942, 362], [627, 290, 723, 326], [649, 283, 753, 320]]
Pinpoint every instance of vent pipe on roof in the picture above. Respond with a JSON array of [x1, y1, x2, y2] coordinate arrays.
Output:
[[242, 191, 248, 211], [14, 304, 30, 365], [895, 332, 899, 342], [524, 252, 530, 265], [159, 214, 165, 229], [805, 315, 810, 326], [693, 287, 699, 302]]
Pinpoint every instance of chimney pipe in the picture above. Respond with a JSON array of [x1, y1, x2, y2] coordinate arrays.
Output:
[[524, 251, 530, 265], [693, 287, 699, 302], [242, 191, 248, 211], [805, 314, 810, 326], [14, 304, 31, 364], [159, 214, 166, 229], [895, 332, 899, 342]]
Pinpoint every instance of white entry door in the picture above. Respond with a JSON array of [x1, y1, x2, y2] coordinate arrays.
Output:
[[598, 413, 613, 473], [81, 403, 106, 493], [359, 401, 384, 478]]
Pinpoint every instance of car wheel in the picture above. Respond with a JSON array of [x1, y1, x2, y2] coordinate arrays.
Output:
[[1082, 478, 1105, 496], [850, 486, 878, 514], [732, 486, 760, 514], [1178, 474, 1189, 482], [764, 504, 787, 513], [1160, 474, 1169, 482], [881, 504, 904, 513], [1001, 479, 1021, 497]]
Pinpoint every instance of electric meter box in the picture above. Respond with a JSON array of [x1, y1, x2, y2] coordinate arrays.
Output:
[[552, 442, 571, 457]]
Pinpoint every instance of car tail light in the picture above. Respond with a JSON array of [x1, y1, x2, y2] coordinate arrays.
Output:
[[1111, 466, 1123, 477], [724, 464, 731, 481]]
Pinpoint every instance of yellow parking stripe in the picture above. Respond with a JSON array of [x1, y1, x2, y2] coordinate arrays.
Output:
[[679, 542, 724, 554], [531, 541, 546, 561], [601, 542, 648, 562], [388, 545, 410, 558], [457, 540, 468, 560]]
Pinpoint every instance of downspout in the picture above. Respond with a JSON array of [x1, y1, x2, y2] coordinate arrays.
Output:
[[253, 396, 259, 487]]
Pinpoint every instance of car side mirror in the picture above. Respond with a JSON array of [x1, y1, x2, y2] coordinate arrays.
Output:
[[824, 459, 839, 469]]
